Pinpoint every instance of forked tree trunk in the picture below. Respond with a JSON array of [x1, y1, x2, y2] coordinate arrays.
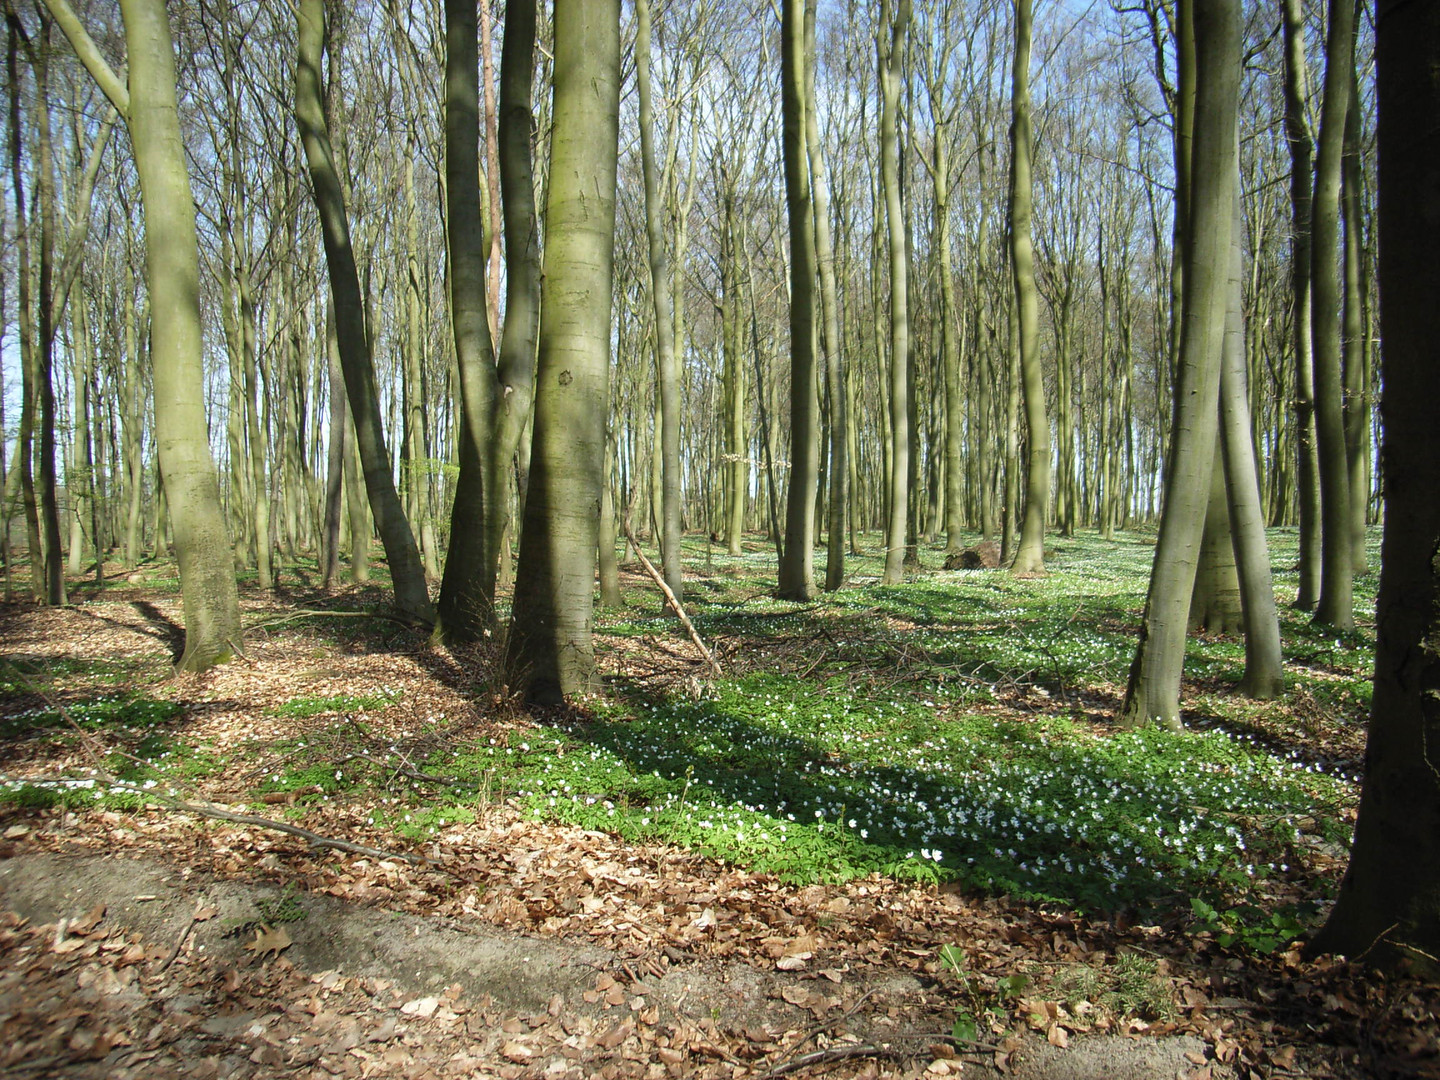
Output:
[[1121, 0, 1240, 731]]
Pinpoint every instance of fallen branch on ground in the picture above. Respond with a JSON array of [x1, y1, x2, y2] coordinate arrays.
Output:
[[621, 518, 723, 678]]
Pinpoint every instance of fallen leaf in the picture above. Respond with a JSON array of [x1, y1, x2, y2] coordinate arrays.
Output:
[[1047, 1024, 1069, 1048], [776, 954, 808, 971], [400, 996, 439, 1017], [244, 924, 292, 960], [70, 904, 106, 935]]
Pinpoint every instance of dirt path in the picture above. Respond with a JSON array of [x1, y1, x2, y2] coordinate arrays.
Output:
[[0, 849, 1217, 1080]]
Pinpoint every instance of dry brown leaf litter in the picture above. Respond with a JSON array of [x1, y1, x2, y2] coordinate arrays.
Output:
[[0, 593, 1434, 1079]]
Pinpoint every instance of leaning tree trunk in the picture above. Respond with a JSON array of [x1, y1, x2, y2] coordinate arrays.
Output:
[[295, 0, 432, 626], [1120, 0, 1240, 731], [1310, 0, 1356, 630], [1009, 0, 1048, 575], [1310, 0, 1440, 970], [506, 0, 621, 704]]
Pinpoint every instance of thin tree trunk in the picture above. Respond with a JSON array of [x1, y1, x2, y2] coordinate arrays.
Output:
[[295, 0, 431, 625], [777, 0, 818, 601], [1281, 0, 1321, 609], [635, 0, 683, 599], [878, 0, 911, 586], [805, 2, 845, 592], [1009, 0, 1047, 574], [1310, 0, 1356, 629]]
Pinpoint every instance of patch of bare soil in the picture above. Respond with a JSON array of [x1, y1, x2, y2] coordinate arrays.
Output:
[[0, 596, 1427, 1079]]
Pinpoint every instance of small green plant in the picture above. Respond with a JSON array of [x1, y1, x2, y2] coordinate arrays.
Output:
[[1189, 897, 1307, 954], [255, 883, 307, 924], [268, 692, 397, 719], [1053, 954, 1175, 1022]]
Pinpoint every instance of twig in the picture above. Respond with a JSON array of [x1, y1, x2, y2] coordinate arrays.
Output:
[[621, 518, 722, 678], [9, 671, 435, 870], [756, 1042, 909, 1078], [159, 909, 200, 972]]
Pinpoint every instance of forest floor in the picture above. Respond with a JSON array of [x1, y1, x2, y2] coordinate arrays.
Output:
[[0, 529, 1435, 1080]]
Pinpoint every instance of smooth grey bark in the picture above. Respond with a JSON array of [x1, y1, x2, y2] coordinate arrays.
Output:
[[295, 0, 432, 626], [1121, 0, 1240, 731], [777, 0, 818, 601], [322, 301, 345, 590], [1310, 0, 1356, 630], [48, 0, 243, 668], [635, 0, 683, 600], [1008, 0, 1047, 575], [878, 0, 911, 586], [1219, 189, 1284, 699], [1340, 59, 1369, 576], [805, 2, 845, 592], [1280, 0, 1321, 609], [1311, 0, 1440, 969], [506, 0, 620, 704], [437, 0, 541, 642]]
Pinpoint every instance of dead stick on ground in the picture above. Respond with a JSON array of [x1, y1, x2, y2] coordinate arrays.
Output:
[[12, 672, 435, 870], [621, 518, 722, 678]]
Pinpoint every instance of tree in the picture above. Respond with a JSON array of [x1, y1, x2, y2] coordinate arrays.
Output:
[[46, 0, 243, 671], [1008, 0, 1047, 575], [777, 0, 819, 601], [436, 0, 542, 640], [506, 0, 621, 703], [635, 0, 683, 600], [295, 0, 433, 626], [1121, 0, 1240, 731], [877, 0, 911, 587], [1309, 0, 1357, 630], [1310, 0, 1440, 970]]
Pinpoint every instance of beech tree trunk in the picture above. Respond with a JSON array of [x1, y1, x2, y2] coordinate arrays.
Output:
[[1121, 0, 1240, 731], [295, 0, 432, 626], [1311, 0, 1440, 969], [506, 0, 620, 703]]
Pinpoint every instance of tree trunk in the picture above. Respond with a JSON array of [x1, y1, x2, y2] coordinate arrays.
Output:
[[506, 0, 620, 703], [1009, 0, 1047, 575], [1188, 443, 1242, 636], [58, 0, 246, 667], [878, 0, 911, 586], [437, 0, 540, 641], [1310, 0, 1356, 630], [805, 3, 845, 592], [295, 0, 432, 625], [777, 0, 818, 601], [1341, 59, 1369, 577], [1280, 0, 1321, 610], [1220, 188, 1284, 700], [1310, 0, 1440, 969], [321, 301, 345, 590], [635, 0, 683, 600], [1121, 0, 1240, 731]]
